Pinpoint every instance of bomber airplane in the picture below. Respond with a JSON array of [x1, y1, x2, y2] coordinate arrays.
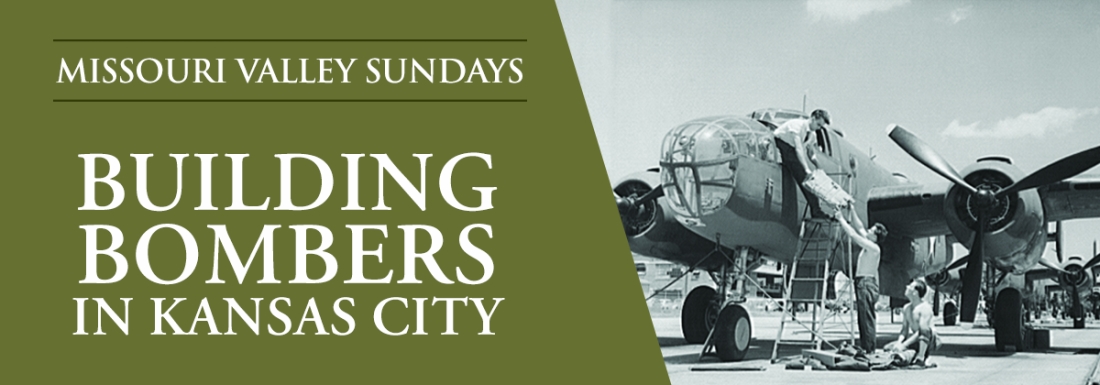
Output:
[[613, 108, 1100, 361]]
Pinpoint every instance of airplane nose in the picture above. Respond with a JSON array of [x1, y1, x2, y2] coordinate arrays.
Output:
[[659, 122, 737, 217]]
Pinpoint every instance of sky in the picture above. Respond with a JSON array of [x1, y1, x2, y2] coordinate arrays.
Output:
[[557, 0, 1100, 263]]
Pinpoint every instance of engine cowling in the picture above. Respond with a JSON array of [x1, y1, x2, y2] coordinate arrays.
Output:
[[943, 159, 1046, 274], [926, 269, 962, 293], [1058, 256, 1095, 294], [614, 170, 731, 269]]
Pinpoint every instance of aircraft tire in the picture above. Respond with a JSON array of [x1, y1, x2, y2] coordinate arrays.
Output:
[[994, 289, 1024, 352], [682, 286, 718, 343], [943, 301, 958, 326], [714, 304, 751, 362], [1071, 300, 1086, 329]]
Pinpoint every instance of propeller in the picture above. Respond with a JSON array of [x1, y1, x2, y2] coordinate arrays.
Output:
[[995, 146, 1100, 198], [1084, 253, 1100, 271], [1037, 258, 1070, 275], [886, 124, 990, 322], [1039, 255, 1097, 292], [887, 124, 1100, 323], [886, 125, 977, 194], [959, 217, 984, 323], [616, 186, 664, 215], [944, 255, 970, 272]]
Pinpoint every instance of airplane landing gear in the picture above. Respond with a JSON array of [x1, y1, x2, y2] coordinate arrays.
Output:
[[696, 246, 762, 362], [682, 286, 718, 343], [1070, 285, 1087, 329], [1071, 298, 1086, 329], [994, 288, 1026, 352], [673, 239, 762, 362], [713, 305, 752, 361], [943, 300, 958, 326]]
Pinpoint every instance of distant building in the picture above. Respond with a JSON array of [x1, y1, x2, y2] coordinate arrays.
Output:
[[633, 254, 789, 313]]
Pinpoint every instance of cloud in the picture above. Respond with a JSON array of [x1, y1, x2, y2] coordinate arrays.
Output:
[[941, 107, 1100, 139], [949, 5, 973, 24], [807, 0, 911, 22]]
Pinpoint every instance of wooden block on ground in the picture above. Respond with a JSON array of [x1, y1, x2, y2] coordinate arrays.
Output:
[[802, 349, 843, 367]]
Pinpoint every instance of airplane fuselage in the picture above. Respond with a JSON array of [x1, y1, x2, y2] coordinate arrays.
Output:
[[619, 111, 947, 297], [617, 109, 1066, 298], [660, 116, 898, 261]]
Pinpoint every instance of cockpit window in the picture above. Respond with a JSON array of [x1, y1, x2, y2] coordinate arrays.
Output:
[[711, 118, 759, 133], [756, 134, 777, 162], [732, 132, 777, 162], [813, 129, 832, 156], [749, 108, 809, 129], [775, 111, 804, 120]]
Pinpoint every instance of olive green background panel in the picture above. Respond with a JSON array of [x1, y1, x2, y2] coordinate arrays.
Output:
[[2, 1, 670, 383]]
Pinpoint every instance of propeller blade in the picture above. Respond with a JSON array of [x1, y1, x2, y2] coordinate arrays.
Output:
[[944, 255, 970, 272], [933, 286, 940, 317], [1037, 258, 1070, 275], [959, 218, 985, 323], [1083, 253, 1100, 270], [886, 125, 977, 193], [635, 185, 665, 205], [996, 145, 1100, 198], [615, 187, 664, 215]]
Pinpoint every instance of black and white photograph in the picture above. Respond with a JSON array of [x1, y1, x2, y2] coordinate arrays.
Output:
[[558, 1, 1100, 383]]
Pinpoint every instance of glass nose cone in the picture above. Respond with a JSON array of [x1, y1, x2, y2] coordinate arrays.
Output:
[[659, 122, 737, 217]]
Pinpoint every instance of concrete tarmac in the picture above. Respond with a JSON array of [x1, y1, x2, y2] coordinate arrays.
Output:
[[652, 311, 1100, 385]]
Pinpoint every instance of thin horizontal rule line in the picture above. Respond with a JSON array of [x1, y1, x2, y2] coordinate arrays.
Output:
[[52, 99, 527, 103], [53, 39, 526, 42]]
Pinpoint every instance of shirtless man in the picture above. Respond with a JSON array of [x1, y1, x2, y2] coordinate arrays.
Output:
[[834, 210, 886, 353], [887, 279, 937, 366]]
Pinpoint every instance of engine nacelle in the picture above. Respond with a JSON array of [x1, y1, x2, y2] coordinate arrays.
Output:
[[943, 160, 1046, 274], [926, 269, 962, 293], [614, 170, 731, 268], [1058, 256, 1095, 294]]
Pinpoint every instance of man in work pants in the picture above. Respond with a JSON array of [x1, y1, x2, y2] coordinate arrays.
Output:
[[773, 109, 831, 218], [835, 209, 887, 353]]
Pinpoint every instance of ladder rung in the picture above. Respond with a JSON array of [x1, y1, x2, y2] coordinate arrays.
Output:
[[790, 278, 825, 282]]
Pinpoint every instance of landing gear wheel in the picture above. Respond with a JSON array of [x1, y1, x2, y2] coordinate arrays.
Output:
[[943, 301, 958, 326], [713, 304, 752, 362], [682, 286, 718, 343], [994, 289, 1025, 352], [1072, 300, 1086, 329]]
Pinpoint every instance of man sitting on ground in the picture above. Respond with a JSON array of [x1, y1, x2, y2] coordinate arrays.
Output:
[[886, 280, 939, 367]]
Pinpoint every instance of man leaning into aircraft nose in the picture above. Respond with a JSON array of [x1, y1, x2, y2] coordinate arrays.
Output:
[[774, 109, 832, 218], [835, 209, 887, 354]]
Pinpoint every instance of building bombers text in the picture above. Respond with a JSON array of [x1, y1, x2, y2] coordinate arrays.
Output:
[[73, 153, 504, 337]]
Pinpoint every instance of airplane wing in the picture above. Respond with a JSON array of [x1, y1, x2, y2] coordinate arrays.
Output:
[[866, 183, 951, 239], [868, 174, 1100, 240], [1024, 265, 1059, 283], [1040, 174, 1100, 222]]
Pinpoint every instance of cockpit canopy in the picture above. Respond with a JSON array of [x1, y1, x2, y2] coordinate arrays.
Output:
[[749, 108, 809, 129]]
